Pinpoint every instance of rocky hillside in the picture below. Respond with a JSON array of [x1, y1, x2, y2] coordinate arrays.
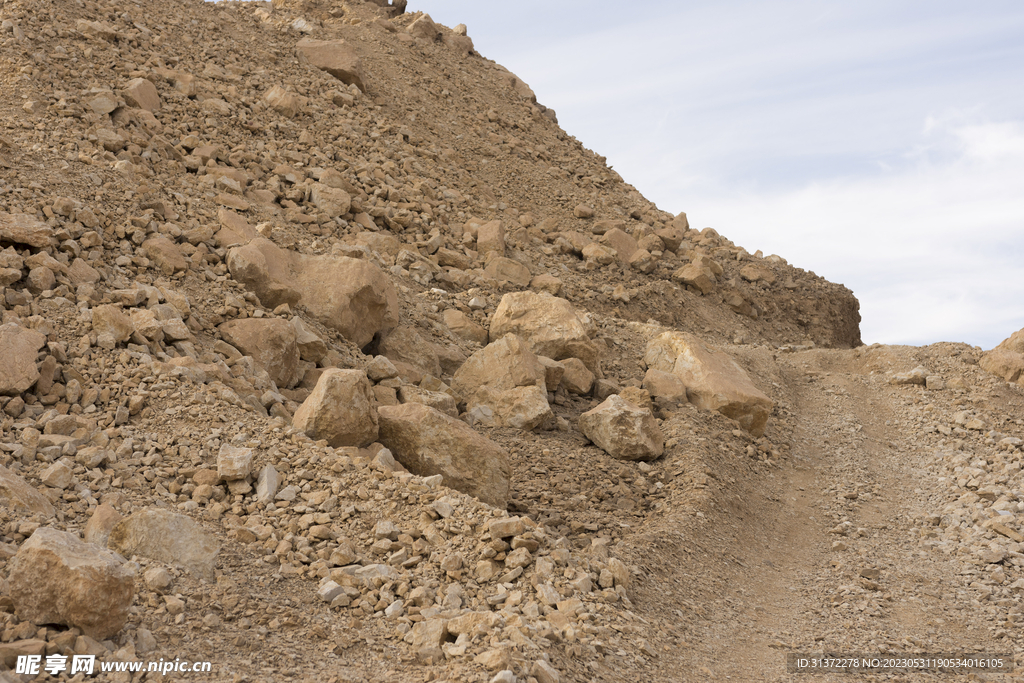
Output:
[[2, 1, 1019, 683]]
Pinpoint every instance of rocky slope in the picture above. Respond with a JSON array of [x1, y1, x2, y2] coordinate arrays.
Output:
[[1, 0, 1021, 682]]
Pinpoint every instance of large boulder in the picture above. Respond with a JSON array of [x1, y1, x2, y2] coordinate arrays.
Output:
[[108, 508, 220, 580], [981, 328, 1024, 383], [377, 403, 511, 507], [292, 369, 378, 447], [489, 292, 600, 373], [121, 77, 161, 112], [0, 465, 54, 517], [578, 395, 664, 461], [452, 334, 552, 429], [227, 238, 399, 349], [644, 332, 773, 436], [0, 323, 46, 395], [218, 318, 301, 389], [8, 527, 134, 639], [443, 309, 488, 345], [0, 212, 56, 248], [296, 38, 366, 91], [91, 305, 134, 346], [452, 334, 546, 403]]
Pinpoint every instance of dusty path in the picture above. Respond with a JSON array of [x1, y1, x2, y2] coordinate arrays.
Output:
[[613, 348, 1015, 683]]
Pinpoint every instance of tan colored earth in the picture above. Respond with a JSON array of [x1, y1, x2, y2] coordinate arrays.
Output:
[[0, 0, 1021, 682]]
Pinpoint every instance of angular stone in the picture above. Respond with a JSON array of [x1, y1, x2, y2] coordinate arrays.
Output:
[[398, 385, 458, 418], [378, 403, 511, 507], [121, 77, 161, 112], [452, 334, 547, 403], [642, 368, 688, 402], [466, 385, 553, 430], [579, 395, 664, 461], [9, 527, 134, 639], [218, 318, 301, 389], [476, 220, 505, 257], [141, 237, 187, 276], [310, 184, 351, 218], [644, 332, 773, 436], [407, 13, 441, 41], [559, 357, 594, 395], [490, 292, 600, 373], [537, 356, 565, 391], [40, 460, 72, 489], [672, 263, 716, 294], [600, 228, 638, 262], [92, 305, 134, 345], [228, 238, 399, 349], [0, 323, 46, 395], [296, 38, 366, 91], [484, 257, 531, 286], [0, 465, 54, 517], [84, 504, 122, 547], [443, 309, 488, 345], [377, 325, 441, 379], [0, 213, 56, 248], [108, 508, 220, 580], [256, 465, 280, 504], [217, 444, 253, 481], [292, 369, 378, 447], [291, 317, 328, 363], [264, 85, 305, 118], [365, 355, 400, 382]]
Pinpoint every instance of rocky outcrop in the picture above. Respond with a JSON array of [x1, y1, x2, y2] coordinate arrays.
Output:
[[227, 238, 399, 349], [644, 332, 773, 436], [981, 328, 1024, 383], [377, 403, 511, 507], [489, 292, 601, 373]]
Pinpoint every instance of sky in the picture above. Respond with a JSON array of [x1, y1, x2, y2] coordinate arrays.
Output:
[[416, 0, 1024, 349]]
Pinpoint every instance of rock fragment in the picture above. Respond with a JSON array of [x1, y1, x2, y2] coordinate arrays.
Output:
[[579, 395, 664, 461], [292, 369, 378, 447], [108, 508, 220, 580]]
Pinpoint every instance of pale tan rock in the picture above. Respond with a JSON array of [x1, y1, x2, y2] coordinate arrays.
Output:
[[264, 85, 306, 118], [91, 304, 134, 346], [365, 355, 400, 382], [600, 228, 638, 262], [619, 386, 653, 412], [407, 13, 440, 41], [398, 385, 458, 418], [476, 220, 505, 257], [0, 465, 54, 517], [217, 444, 253, 481], [466, 385, 553, 430], [452, 334, 546, 404], [378, 403, 511, 507], [644, 332, 773, 436], [537, 356, 565, 391], [228, 238, 399, 348], [559, 357, 594, 395], [40, 461, 72, 489], [219, 318, 301, 389], [672, 263, 716, 294], [407, 617, 447, 664], [9, 527, 134, 639], [291, 317, 328, 363], [981, 328, 1024, 382], [582, 242, 616, 266], [490, 292, 601, 373], [740, 264, 776, 285], [578, 395, 664, 461], [0, 212, 56, 248], [529, 273, 563, 295], [310, 184, 351, 218], [377, 325, 441, 378], [84, 504, 122, 547], [642, 368, 688, 402], [292, 369, 378, 447], [629, 248, 656, 273], [443, 309, 488, 345], [108, 508, 220, 580], [0, 323, 46, 395], [574, 204, 595, 219], [68, 258, 101, 285], [981, 349, 1024, 383], [296, 38, 366, 91], [141, 237, 187, 276], [121, 77, 161, 112], [484, 257, 531, 286]]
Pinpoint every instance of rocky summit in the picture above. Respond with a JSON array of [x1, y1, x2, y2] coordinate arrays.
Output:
[[0, 0, 1020, 681]]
